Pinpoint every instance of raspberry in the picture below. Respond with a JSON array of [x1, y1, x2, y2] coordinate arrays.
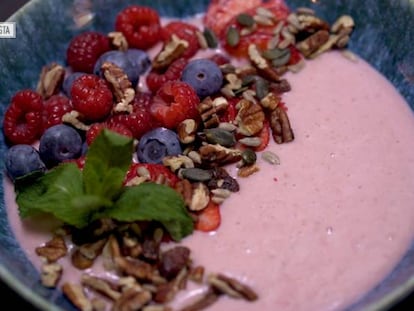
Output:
[[3, 89, 44, 145], [86, 122, 133, 145], [71, 75, 114, 122], [108, 108, 156, 139], [150, 81, 200, 129], [115, 5, 161, 50], [161, 21, 200, 58], [42, 94, 73, 131], [146, 58, 188, 94], [209, 53, 231, 66], [66, 31, 111, 73], [132, 91, 153, 111]]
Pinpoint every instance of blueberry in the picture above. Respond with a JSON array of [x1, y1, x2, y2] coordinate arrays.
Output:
[[62, 72, 86, 97], [136, 127, 182, 164], [39, 124, 83, 168], [5, 145, 46, 181], [181, 58, 223, 98], [94, 49, 151, 86]]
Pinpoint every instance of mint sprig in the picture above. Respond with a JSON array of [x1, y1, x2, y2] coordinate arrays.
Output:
[[15, 129, 193, 241]]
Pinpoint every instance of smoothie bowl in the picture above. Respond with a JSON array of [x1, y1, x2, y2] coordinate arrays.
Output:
[[1, 0, 414, 310]]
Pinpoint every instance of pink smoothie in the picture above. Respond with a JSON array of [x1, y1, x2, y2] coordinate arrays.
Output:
[[4, 37, 414, 311]]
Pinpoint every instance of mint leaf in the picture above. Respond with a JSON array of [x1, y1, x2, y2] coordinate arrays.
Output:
[[101, 183, 194, 241], [16, 163, 111, 228], [83, 129, 133, 200]]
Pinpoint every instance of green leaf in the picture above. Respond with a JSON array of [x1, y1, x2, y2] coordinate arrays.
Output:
[[101, 183, 194, 241], [16, 163, 110, 228], [83, 129, 134, 200]]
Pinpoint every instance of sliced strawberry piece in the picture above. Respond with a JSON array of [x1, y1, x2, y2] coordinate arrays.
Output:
[[124, 163, 180, 187], [254, 119, 270, 151], [194, 201, 221, 232]]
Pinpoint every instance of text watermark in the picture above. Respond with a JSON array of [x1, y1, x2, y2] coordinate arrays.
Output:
[[0, 22, 16, 38]]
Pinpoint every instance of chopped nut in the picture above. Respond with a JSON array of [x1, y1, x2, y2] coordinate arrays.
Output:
[[102, 235, 121, 271], [236, 99, 265, 136], [225, 73, 243, 90], [41, 262, 62, 288], [154, 282, 177, 303], [101, 61, 135, 111], [198, 97, 229, 128], [62, 110, 91, 131], [238, 164, 260, 177], [248, 44, 268, 70], [159, 246, 190, 280], [260, 92, 281, 110], [189, 183, 210, 211], [153, 34, 189, 70], [35, 235, 67, 262], [331, 15, 355, 34], [163, 155, 194, 172], [180, 288, 219, 311], [115, 256, 154, 281], [269, 107, 295, 143], [208, 274, 258, 301], [187, 150, 202, 164], [296, 14, 330, 33], [72, 238, 107, 270], [108, 31, 128, 51], [199, 144, 242, 166], [36, 63, 65, 99], [177, 119, 198, 144], [175, 179, 194, 207], [62, 283, 93, 311], [188, 266, 205, 283], [113, 288, 152, 311], [207, 167, 240, 192], [81, 274, 121, 301], [296, 30, 330, 58]]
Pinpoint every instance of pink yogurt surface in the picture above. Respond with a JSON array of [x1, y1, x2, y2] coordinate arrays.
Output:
[[4, 50, 414, 310]]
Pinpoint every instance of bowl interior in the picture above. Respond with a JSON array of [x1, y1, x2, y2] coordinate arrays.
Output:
[[0, 0, 413, 310]]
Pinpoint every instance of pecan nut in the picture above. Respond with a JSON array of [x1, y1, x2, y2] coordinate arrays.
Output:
[[236, 99, 265, 136], [153, 34, 188, 70], [269, 106, 294, 143], [199, 144, 242, 166], [36, 63, 65, 99], [62, 283, 93, 311], [35, 235, 68, 262]]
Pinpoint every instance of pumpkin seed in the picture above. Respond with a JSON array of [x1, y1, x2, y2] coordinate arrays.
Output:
[[270, 49, 291, 67], [241, 149, 257, 166], [181, 168, 212, 182], [226, 26, 240, 47], [256, 7, 276, 19], [261, 150, 280, 165], [236, 13, 255, 27], [204, 128, 236, 147], [241, 74, 257, 86], [262, 48, 290, 60], [238, 137, 262, 147], [203, 27, 218, 48], [255, 77, 269, 100], [234, 86, 249, 96]]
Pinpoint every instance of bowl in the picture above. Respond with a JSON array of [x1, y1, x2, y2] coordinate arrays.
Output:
[[0, 0, 413, 310]]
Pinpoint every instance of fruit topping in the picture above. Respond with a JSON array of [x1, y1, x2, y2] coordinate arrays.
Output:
[[194, 200, 221, 232], [115, 5, 162, 50], [62, 72, 86, 97], [3, 89, 44, 145], [66, 31, 111, 73], [161, 21, 201, 59], [5, 144, 46, 180], [70, 74, 114, 122], [146, 57, 188, 94], [150, 81, 200, 129], [136, 127, 182, 164], [181, 58, 224, 99], [86, 122, 133, 145], [42, 94, 73, 131], [39, 124, 83, 168]]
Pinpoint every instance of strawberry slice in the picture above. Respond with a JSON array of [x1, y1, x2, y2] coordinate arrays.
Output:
[[124, 163, 180, 187], [194, 201, 221, 232], [254, 119, 270, 151]]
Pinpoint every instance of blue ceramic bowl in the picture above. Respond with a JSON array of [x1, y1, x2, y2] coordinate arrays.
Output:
[[0, 0, 413, 310]]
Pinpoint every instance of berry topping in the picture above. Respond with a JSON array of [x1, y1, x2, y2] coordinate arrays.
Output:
[[108, 107, 155, 139], [161, 21, 201, 58], [71, 74, 114, 121], [3, 89, 44, 145], [150, 81, 200, 129], [136, 127, 182, 164], [42, 94, 73, 131], [66, 31, 111, 73], [62, 72, 86, 97], [86, 122, 133, 145], [5, 144, 46, 181], [125, 163, 180, 187], [115, 5, 162, 50], [94, 49, 151, 86], [146, 58, 188, 94], [194, 201, 221, 232], [181, 58, 223, 98], [39, 124, 83, 168]]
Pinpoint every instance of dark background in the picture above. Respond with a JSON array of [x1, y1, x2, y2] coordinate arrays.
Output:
[[0, 1, 413, 310]]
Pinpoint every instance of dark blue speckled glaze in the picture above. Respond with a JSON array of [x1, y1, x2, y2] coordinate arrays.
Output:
[[0, 1, 413, 310]]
